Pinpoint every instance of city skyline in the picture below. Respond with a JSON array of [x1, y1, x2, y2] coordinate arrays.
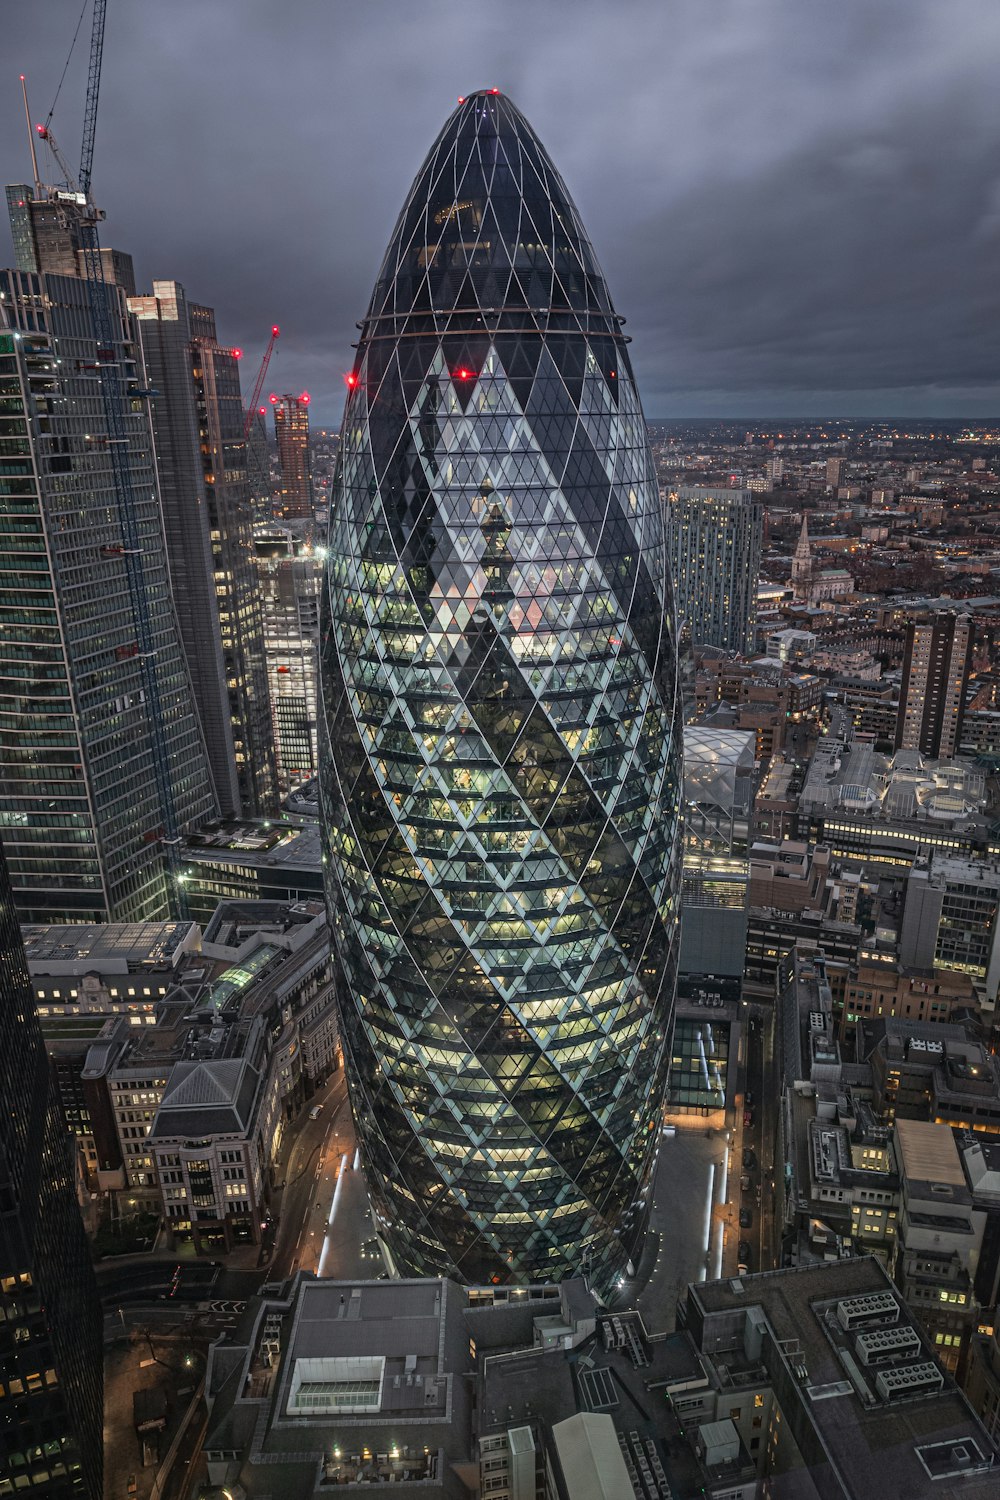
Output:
[[2, 0, 997, 425]]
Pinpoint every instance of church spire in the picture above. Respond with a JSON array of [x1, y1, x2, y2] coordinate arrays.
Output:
[[792, 512, 812, 599]]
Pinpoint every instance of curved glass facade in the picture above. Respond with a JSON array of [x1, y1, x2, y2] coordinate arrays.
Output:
[[320, 91, 681, 1291]]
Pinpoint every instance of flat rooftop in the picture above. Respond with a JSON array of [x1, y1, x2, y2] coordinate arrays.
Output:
[[21, 920, 197, 973], [182, 822, 322, 870], [691, 1260, 998, 1498]]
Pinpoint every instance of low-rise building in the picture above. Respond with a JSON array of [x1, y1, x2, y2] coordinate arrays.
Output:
[[678, 1257, 999, 1498], [79, 900, 337, 1244]]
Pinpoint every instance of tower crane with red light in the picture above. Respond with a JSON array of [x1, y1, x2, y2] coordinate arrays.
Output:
[[243, 325, 280, 441]]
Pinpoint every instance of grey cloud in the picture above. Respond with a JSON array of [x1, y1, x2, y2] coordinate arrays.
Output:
[[2, 0, 997, 421]]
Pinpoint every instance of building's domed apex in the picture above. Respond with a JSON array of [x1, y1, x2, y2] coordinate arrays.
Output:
[[364, 86, 617, 341]]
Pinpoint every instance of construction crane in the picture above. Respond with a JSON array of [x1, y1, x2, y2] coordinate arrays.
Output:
[[244, 324, 280, 440], [243, 325, 280, 515], [73, 0, 188, 917], [34, 123, 79, 194]]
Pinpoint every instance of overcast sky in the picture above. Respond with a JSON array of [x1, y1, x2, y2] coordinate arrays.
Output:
[[3, 0, 998, 424]]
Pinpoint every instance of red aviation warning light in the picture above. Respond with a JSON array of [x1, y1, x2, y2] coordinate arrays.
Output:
[[232, 348, 242, 359], [300, 392, 311, 405], [455, 367, 474, 381], [271, 325, 280, 338], [269, 393, 278, 404], [345, 372, 358, 389]]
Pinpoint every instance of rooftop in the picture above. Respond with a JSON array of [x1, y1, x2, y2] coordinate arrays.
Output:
[[689, 1259, 998, 1498], [895, 1118, 965, 1189], [21, 919, 198, 974]]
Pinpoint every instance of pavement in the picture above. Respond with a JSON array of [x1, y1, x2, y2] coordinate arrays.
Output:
[[630, 1122, 733, 1329]]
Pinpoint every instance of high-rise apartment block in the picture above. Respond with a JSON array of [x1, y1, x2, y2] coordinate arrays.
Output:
[[272, 392, 313, 519], [0, 846, 103, 1498], [321, 91, 681, 1292], [254, 523, 321, 792], [896, 611, 973, 758], [0, 196, 216, 922], [667, 485, 763, 654], [130, 281, 277, 818]]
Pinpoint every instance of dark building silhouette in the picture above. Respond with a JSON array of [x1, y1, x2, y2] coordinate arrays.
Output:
[[0, 845, 103, 1497], [320, 91, 681, 1293]]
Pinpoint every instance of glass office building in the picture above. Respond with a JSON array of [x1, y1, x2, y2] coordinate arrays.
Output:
[[0, 232, 217, 922], [320, 91, 681, 1290]]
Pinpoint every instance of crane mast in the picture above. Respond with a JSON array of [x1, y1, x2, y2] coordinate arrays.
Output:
[[244, 324, 280, 440]]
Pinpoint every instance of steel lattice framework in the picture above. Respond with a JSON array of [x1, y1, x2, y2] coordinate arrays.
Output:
[[320, 91, 681, 1291]]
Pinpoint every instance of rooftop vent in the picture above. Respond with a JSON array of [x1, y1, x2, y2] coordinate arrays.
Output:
[[836, 1291, 900, 1332], [875, 1362, 944, 1402]]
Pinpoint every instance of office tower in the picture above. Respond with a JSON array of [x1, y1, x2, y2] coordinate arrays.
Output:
[[320, 91, 682, 1291], [666, 485, 763, 654], [896, 611, 973, 759], [680, 725, 756, 976], [130, 281, 278, 818], [273, 393, 313, 519], [0, 844, 103, 1498], [900, 853, 1000, 1000], [0, 199, 216, 923], [253, 523, 322, 792]]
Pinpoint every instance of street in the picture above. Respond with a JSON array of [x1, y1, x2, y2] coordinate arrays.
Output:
[[268, 1069, 374, 1280]]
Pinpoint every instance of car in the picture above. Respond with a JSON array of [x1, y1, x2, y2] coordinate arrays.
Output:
[[740, 1173, 751, 1192], [744, 1090, 754, 1108], [739, 1206, 753, 1230], [738, 1240, 752, 1263], [743, 1108, 754, 1128], [309, 1104, 323, 1120], [742, 1147, 756, 1171]]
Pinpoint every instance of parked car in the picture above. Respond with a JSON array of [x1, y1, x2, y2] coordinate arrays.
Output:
[[740, 1173, 751, 1192], [738, 1240, 752, 1264], [739, 1206, 753, 1230], [742, 1147, 756, 1171], [744, 1108, 754, 1128], [744, 1090, 754, 1108]]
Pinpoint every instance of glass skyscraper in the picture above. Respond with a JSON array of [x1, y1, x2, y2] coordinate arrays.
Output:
[[0, 197, 217, 922], [320, 91, 681, 1292], [0, 843, 103, 1497], [130, 281, 278, 819]]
